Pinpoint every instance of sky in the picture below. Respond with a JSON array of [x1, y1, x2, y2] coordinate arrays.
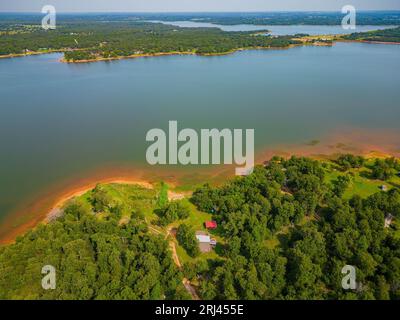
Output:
[[0, 0, 399, 13]]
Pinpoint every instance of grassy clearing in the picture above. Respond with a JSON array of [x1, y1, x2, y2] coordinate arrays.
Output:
[[344, 174, 386, 199], [169, 199, 212, 231], [76, 183, 158, 223], [162, 197, 228, 263], [393, 225, 400, 240], [324, 165, 389, 199], [175, 239, 221, 265], [265, 238, 280, 249], [388, 175, 400, 189]]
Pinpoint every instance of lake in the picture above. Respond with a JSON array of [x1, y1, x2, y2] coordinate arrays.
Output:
[[148, 20, 395, 35], [1, 42, 400, 241]]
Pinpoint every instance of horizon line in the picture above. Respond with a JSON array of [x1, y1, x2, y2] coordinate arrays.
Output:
[[1, 10, 400, 14]]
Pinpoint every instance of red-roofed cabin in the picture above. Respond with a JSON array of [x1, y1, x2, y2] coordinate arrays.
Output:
[[205, 221, 217, 229]]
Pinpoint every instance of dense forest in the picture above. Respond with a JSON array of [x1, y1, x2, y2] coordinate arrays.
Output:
[[344, 26, 400, 42], [0, 19, 300, 60], [0, 185, 190, 299], [189, 156, 400, 299], [0, 155, 399, 300]]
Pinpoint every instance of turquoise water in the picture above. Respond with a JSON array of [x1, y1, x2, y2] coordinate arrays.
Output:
[[148, 20, 395, 35], [0, 42, 400, 232]]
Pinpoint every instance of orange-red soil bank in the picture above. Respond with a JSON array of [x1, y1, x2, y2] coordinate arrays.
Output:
[[0, 127, 399, 245]]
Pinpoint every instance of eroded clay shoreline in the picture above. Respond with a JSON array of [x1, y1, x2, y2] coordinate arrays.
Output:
[[0, 139, 398, 246]]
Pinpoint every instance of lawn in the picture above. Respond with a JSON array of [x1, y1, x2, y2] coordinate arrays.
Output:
[[174, 239, 221, 265], [165, 198, 227, 264], [324, 164, 389, 199], [91, 183, 223, 264], [76, 183, 158, 223], [344, 174, 387, 199], [175, 199, 212, 230]]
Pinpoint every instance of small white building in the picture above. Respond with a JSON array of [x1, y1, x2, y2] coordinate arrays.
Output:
[[196, 234, 211, 243], [196, 232, 212, 253]]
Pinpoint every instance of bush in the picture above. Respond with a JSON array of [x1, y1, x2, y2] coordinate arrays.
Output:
[[336, 154, 365, 171], [176, 224, 200, 258], [371, 159, 395, 180], [91, 185, 115, 212], [157, 201, 190, 226]]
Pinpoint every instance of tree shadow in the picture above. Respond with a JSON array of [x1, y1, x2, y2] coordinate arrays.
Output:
[[208, 226, 225, 238], [214, 243, 225, 256], [388, 181, 400, 189], [359, 170, 374, 180], [277, 233, 290, 251]]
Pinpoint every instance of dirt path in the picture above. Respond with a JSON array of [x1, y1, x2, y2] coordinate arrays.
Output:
[[169, 241, 182, 268], [183, 278, 200, 300], [148, 224, 200, 299], [167, 227, 200, 300], [148, 225, 164, 236], [168, 190, 190, 201]]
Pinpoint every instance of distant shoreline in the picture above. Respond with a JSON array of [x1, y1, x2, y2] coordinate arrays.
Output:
[[0, 48, 85, 60], [338, 39, 400, 45], [58, 46, 297, 64], [1, 38, 398, 64]]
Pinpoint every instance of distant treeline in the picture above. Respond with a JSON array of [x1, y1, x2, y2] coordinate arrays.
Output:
[[135, 11, 400, 26], [1, 11, 399, 25], [344, 26, 400, 42]]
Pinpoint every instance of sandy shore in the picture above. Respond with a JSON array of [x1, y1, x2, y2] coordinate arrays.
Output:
[[0, 176, 154, 245], [0, 48, 85, 60], [0, 142, 397, 246], [58, 46, 296, 64], [0, 169, 198, 246], [49, 178, 153, 212], [60, 51, 196, 63], [44, 179, 158, 223]]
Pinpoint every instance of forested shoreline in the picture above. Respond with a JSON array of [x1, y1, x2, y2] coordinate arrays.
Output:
[[1, 14, 399, 63], [0, 155, 399, 300], [0, 20, 300, 61], [136, 11, 400, 26], [343, 26, 400, 43]]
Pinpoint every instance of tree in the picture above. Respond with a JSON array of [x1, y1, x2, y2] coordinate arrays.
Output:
[[333, 175, 351, 197], [92, 185, 115, 212], [157, 201, 190, 226], [371, 159, 395, 180], [176, 224, 200, 258], [336, 154, 365, 171]]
